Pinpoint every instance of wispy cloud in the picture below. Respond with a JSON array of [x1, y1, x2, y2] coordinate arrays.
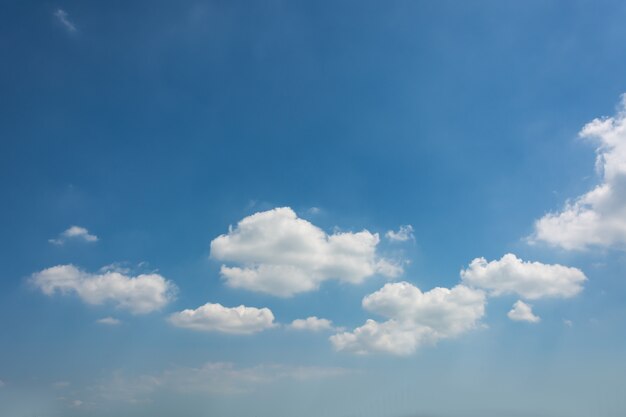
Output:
[[49, 226, 98, 245], [97, 317, 122, 326], [54, 9, 77, 33]]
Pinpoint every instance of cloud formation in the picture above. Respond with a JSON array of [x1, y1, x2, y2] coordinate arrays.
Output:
[[169, 303, 276, 334], [289, 316, 335, 332], [330, 282, 486, 355], [49, 226, 98, 245], [53, 9, 77, 33], [31, 265, 176, 314], [507, 300, 540, 323], [385, 225, 414, 242], [460, 253, 586, 299], [531, 94, 626, 250], [210, 207, 401, 297]]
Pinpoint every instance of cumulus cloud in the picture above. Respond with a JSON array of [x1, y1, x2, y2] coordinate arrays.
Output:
[[53, 9, 77, 33], [330, 282, 486, 355], [97, 317, 121, 326], [210, 207, 402, 297], [31, 265, 176, 314], [385, 225, 414, 242], [507, 300, 540, 323], [460, 253, 586, 299], [49, 226, 98, 245], [531, 94, 626, 250], [169, 303, 275, 334], [289, 316, 335, 332]]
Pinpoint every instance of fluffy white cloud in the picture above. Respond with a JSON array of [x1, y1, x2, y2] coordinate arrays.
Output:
[[385, 225, 414, 242], [97, 317, 121, 326], [210, 207, 401, 297], [460, 253, 586, 299], [289, 316, 335, 332], [531, 94, 626, 250], [31, 265, 176, 314], [330, 282, 485, 355], [53, 9, 77, 32], [49, 226, 98, 245], [507, 300, 540, 323], [169, 303, 276, 334]]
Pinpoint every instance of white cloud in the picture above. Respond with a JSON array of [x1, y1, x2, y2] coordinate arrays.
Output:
[[169, 303, 275, 334], [31, 265, 176, 314], [53, 9, 77, 33], [531, 94, 626, 250], [460, 253, 586, 300], [97, 317, 121, 326], [507, 300, 540, 323], [210, 207, 401, 297], [385, 225, 414, 242], [330, 282, 486, 355], [289, 316, 335, 332], [49, 226, 98, 245]]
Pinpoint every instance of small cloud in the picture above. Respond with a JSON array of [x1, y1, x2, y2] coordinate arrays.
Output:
[[507, 300, 541, 323], [71, 399, 83, 408], [49, 226, 98, 245], [97, 317, 121, 326], [289, 316, 335, 332], [54, 9, 77, 33], [563, 319, 573, 328], [385, 225, 414, 242], [306, 207, 321, 215], [169, 303, 276, 334]]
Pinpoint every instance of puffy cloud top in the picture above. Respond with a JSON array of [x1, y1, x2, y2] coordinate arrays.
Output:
[[49, 226, 98, 245], [507, 300, 540, 323], [210, 207, 401, 297], [31, 265, 176, 314], [460, 253, 586, 299], [330, 282, 485, 355], [169, 303, 276, 334], [289, 316, 335, 332]]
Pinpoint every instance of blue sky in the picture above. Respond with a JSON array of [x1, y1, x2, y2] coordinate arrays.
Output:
[[2, 1, 626, 416]]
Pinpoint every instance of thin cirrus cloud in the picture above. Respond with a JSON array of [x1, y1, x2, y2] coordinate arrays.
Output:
[[30, 265, 176, 314], [49, 226, 98, 245], [168, 303, 276, 334], [507, 300, 541, 323], [289, 316, 336, 332], [330, 282, 486, 356], [530, 93, 626, 251], [210, 207, 403, 297], [385, 225, 414, 242], [53, 9, 77, 33], [460, 253, 587, 300]]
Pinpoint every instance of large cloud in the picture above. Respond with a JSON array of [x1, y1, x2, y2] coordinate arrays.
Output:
[[31, 265, 176, 314], [210, 207, 402, 297], [531, 94, 626, 250], [460, 253, 586, 299], [330, 282, 486, 355], [168, 303, 276, 334]]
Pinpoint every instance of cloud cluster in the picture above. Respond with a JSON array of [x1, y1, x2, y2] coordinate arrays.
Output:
[[531, 94, 626, 250], [169, 303, 276, 334], [460, 253, 586, 299], [289, 316, 335, 332], [49, 226, 98, 245], [330, 282, 486, 355], [385, 225, 414, 242], [210, 207, 401, 297], [31, 265, 176, 314], [507, 300, 540, 323]]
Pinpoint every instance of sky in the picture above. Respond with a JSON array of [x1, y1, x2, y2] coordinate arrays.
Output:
[[2, 1, 626, 416]]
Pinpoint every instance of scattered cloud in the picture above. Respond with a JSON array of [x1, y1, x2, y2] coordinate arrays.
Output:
[[53, 381, 70, 389], [460, 253, 586, 299], [210, 207, 402, 297], [169, 303, 276, 334], [49, 226, 98, 245], [507, 300, 540, 323], [563, 319, 573, 327], [530, 94, 626, 250], [53, 9, 77, 33], [289, 316, 335, 332], [330, 282, 486, 355], [385, 225, 414, 242], [31, 265, 176, 314], [97, 317, 121, 326]]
